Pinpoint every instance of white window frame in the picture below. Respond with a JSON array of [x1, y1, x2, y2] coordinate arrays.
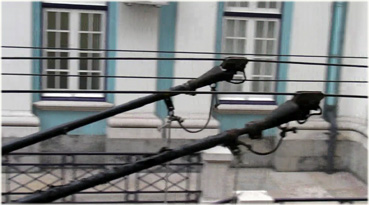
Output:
[[42, 8, 106, 99], [219, 1, 281, 102]]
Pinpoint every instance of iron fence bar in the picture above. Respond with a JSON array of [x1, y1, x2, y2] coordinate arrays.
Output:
[[2, 90, 367, 99], [2, 73, 367, 84], [2, 163, 202, 166], [2, 190, 201, 195], [4, 152, 169, 155], [3, 45, 368, 59], [2, 59, 246, 155], [15, 92, 325, 203], [1, 56, 367, 68], [274, 197, 368, 202]]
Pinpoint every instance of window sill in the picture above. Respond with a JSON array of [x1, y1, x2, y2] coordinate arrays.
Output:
[[214, 104, 278, 115], [33, 101, 114, 112]]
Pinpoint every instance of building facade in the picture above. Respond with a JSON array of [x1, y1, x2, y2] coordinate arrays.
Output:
[[2, 1, 367, 184]]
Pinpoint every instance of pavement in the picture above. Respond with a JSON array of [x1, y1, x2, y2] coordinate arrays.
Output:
[[235, 168, 367, 203]]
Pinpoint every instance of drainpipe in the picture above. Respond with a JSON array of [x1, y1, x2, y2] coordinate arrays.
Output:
[[324, 2, 347, 174]]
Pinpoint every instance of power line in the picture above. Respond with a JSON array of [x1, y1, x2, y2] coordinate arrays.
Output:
[[2, 90, 367, 99], [1, 57, 367, 68], [2, 45, 367, 59], [2, 73, 367, 84]]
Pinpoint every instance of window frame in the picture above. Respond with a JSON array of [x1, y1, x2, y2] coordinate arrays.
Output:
[[219, 1, 283, 104], [40, 2, 108, 101]]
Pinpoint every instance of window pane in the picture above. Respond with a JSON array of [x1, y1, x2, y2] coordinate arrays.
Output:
[[92, 53, 100, 70], [91, 73, 100, 89], [60, 52, 68, 69], [93, 34, 100, 49], [254, 40, 263, 54], [240, 2, 249, 7], [93, 14, 101, 31], [257, 2, 266, 8], [60, 12, 69, 30], [47, 52, 55, 69], [79, 53, 88, 70], [263, 78, 272, 92], [267, 21, 275, 38], [266, 40, 274, 54], [79, 73, 87, 89], [226, 20, 235, 37], [47, 12, 56, 29], [225, 39, 234, 53], [235, 39, 245, 53], [80, 33, 88, 49], [60, 32, 69, 48], [47, 32, 56, 48], [264, 62, 273, 75], [252, 77, 260, 92], [60, 72, 68, 89], [269, 2, 277, 8], [237, 20, 246, 37], [227, 2, 237, 7], [47, 71, 55, 88], [80, 13, 89, 31], [255, 21, 264, 38], [253, 62, 261, 75]]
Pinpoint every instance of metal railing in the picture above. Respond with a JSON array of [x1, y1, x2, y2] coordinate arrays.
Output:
[[2, 152, 203, 203]]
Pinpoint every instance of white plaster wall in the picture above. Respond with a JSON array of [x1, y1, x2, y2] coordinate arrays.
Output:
[[173, 2, 218, 117], [1, 2, 33, 112], [115, 3, 159, 114], [287, 2, 331, 99], [338, 2, 368, 120]]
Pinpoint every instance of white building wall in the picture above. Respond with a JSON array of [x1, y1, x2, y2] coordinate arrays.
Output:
[[114, 3, 159, 114], [287, 2, 331, 98], [173, 2, 218, 118], [338, 2, 368, 120], [2, 2, 40, 139], [2, 2, 34, 113]]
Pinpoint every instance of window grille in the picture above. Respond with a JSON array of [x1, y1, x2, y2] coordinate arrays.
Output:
[[42, 7, 106, 99], [220, 1, 282, 102]]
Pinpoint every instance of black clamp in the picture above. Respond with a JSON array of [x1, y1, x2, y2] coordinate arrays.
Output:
[[278, 125, 297, 138]]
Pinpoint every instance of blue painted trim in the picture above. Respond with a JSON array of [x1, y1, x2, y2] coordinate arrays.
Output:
[[325, 2, 347, 107], [214, 2, 225, 61], [155, 2, 177, 119], [32, 2, 42, 103], [106, 2, 118, 104], [276, 2, 294, 104], [35, 110, 107, 135]]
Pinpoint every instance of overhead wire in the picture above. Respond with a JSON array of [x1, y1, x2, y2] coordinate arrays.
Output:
[[2, 45, 368, 59], [1, 56, 367, 68], [2, 73, 367, 84], [2, 90, 367, 99]]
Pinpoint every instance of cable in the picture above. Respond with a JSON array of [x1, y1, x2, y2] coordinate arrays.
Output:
[[1, 56, 367, 68], [2, 45, 367, 59], [2, 73, 368, 84], [2, 90, 367, 99], [176, 86, 216, 133]]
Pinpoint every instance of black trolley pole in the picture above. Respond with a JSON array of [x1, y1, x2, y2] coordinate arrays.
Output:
[[16, 91, 324, 203], [2, 57, 248, 155]]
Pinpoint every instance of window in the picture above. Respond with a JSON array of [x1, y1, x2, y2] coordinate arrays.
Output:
[[219, 1, 281, 103], [42, 5, 106, 99]]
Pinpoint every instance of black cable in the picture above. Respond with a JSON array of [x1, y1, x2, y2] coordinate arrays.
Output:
[[1, 56, 367, 68], [2, 73, 368, 84], [2, 90, 368, 99], [177, 86, 216, 133], [237, 139, 283, 155], [3, 45, 367, 59]]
